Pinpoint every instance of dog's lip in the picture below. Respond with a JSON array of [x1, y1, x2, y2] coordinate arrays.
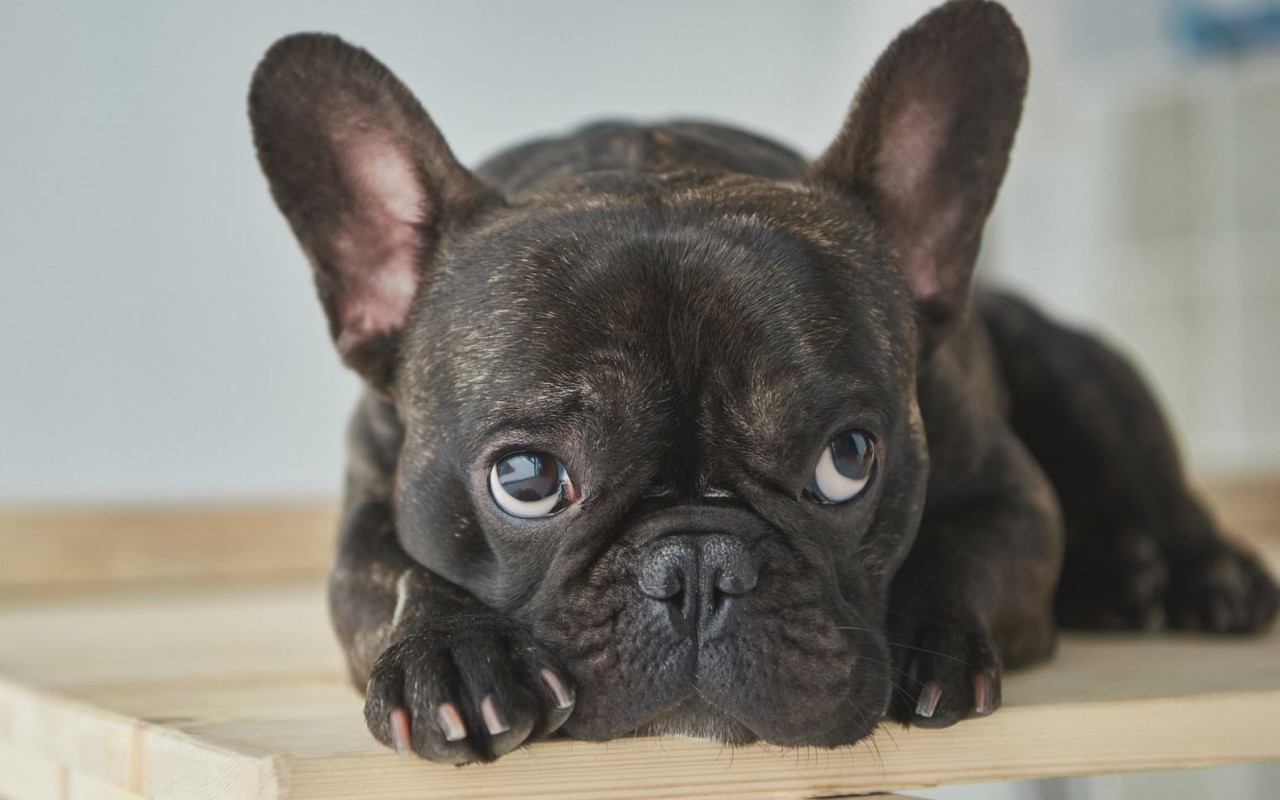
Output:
[[626, 676, 851, 742], [627, 693, 758, 744], [622, 651, 875, 745], [624, 690, 859, 746]]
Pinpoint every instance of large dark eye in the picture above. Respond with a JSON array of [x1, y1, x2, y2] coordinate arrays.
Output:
[[489, 451, 575, 519], [804, 430, 876, 505]]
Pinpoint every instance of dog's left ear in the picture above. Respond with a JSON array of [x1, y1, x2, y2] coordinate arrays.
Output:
[[811, 0, 1028, 350], [249, 34, 499, 391]]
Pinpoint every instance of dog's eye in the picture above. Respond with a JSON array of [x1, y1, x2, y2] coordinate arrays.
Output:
[[489, 452, 575, 519], [804, 430, 876, 505]]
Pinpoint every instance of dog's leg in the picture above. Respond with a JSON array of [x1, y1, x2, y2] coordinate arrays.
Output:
[[978, 291, 1279, 633], [886, 396, 1063, 727], [329, 395, 574, 764]]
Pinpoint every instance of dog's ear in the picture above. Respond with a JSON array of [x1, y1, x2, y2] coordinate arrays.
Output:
[[249, 34, 498, 390], [811, 0, 1028, 350]]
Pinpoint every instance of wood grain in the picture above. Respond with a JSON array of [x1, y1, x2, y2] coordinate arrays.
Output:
[[0, 504, 336, 589], [1, 578, 1278, 799], [0, 481, 1277, 798]]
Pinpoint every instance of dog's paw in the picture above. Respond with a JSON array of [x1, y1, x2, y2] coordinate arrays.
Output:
[[1166, 543, 1279, 634], [1056, 533, 1170, 631], [363, 621, 574, 764], [886, 612, 1002, 729]]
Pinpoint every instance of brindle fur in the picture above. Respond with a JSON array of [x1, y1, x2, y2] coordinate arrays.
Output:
[[249, 0, 1278, 765]]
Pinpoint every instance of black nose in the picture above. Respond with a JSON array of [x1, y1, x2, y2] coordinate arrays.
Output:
[[637, 534, 759, 636]]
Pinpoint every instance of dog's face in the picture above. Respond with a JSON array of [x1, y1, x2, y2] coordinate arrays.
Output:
[[250, 0, 1026, 746], [394, 175, 929, 744]]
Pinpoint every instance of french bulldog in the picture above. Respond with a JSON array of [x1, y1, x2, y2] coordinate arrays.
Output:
[[248, 0, 1279, 765]]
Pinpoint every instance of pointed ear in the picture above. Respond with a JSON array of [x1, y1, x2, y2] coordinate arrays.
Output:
[[811, 0, 1028, 349], [249, 34, 499, 389]]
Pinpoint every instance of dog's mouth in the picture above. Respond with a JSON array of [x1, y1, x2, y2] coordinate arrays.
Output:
[[558, 640, 884, 747], [603, 670, 877, 748], [629, 695, 759, 744]]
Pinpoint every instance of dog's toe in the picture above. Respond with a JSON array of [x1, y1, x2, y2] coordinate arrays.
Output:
[[888, 614, 1002, 729], [1167, 545, 1279, 634], [364, 627, 574, 764]]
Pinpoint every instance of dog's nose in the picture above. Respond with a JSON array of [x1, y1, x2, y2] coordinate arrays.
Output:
[[637, 535, 759, 636]]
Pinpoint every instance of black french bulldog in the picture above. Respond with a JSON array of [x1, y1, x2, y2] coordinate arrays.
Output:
[[248, 0, 1279, 765]]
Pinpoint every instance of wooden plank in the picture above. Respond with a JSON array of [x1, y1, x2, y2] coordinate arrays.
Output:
[[0, 742, 151, 800], [1201, 475, 1280, 542], [0, 741, 64, 800], [0, 480, 1277, 798], [0, 504, 336, 589], [1, 568, 1278, 800], [0, 676, 281, 800]]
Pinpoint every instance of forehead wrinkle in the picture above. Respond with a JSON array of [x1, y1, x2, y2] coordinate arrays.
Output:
[[736, 367, 886, 435], [469, 347, 669, 448]]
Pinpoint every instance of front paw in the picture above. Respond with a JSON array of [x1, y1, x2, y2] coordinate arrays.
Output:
[[1166, 543, 1279, 634], [886, 612, 1003, 729], [363, 620, 575, 764]]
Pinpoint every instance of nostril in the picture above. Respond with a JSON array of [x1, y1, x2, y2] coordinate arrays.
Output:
[[715, 567, 758, 596], [638, 548, 686, 601], [644, 569, 682, 601]]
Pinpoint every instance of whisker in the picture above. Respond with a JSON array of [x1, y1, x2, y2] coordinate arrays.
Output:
[[876, 721, 900, 751], [832, 625, 969, 665]]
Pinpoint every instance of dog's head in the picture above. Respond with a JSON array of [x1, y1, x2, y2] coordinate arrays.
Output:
[[250, 0, 1026, 746]]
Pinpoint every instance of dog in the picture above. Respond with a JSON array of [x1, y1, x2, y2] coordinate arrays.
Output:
[[248, 0, 1279, 764]]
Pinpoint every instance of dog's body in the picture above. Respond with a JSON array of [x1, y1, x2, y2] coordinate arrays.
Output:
[[250, 1, 1278, 764]]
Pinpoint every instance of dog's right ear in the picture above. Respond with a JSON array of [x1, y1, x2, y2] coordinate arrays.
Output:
[[249, 34, 498, 390], [811, 0, 1028, 353]]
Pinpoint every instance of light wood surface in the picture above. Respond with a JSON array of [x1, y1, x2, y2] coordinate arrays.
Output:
[[0, 504, 336, 589], [1, 480, 1278, 799], [2, 578, 1279, 800]]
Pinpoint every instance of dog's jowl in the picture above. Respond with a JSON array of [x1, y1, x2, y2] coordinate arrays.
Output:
[[249, 0, 1279, 764]]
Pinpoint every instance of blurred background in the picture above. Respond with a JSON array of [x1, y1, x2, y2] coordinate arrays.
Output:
[[1, 1, 1278, 798]]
